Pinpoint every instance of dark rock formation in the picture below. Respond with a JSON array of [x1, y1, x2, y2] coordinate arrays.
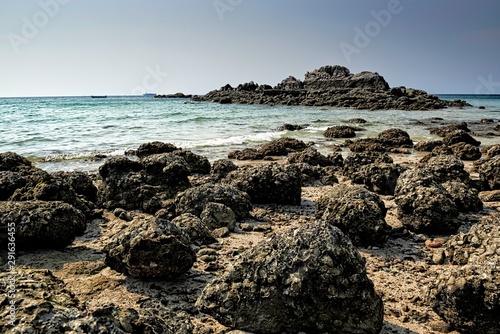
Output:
[[479, 155, 500, 190], [171, 150, 211, 174], [450, 142, 481, 160], [223, 164, 301, 205], [194, 65, 469, 110], [316, 184, 390, 247], [103, 215, 195, 278], [376, 128, 413, 148], [479, 190, 500, 202], [443, 130, 481, 147], [0, 201, 86, 250], [175, 183, 252, 219], [210, 159, 238, 180], [482, 144, 500, 159], [414, 140, 444, 152], [171, 213, 217, 246], [418, 154, 471, 184], [394, 169, 459, 234], [343, 152, 393, 176], [348, 118, 367, 123], [323, 125, 357, 138], [228, 148, 263, 160], [346, 138, 387, 153], [130, 141, 179, 158], [259, 138, 308, 156], [200, 202, 236, 231], [351, 163, 406, 195], [429, 122, 470, 137], [51, 171, 98, 203], [287, 147, 340, 167], [195, 222, 384, 334], [293, 163, 339, 187], [276, 123, 306, 131], [442, 181, 483, 212]]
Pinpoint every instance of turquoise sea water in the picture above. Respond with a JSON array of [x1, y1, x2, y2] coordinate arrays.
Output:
[[0, 95, 499, 172]]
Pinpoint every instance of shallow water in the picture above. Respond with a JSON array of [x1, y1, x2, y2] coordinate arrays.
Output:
[[0, 95, 498, 172]]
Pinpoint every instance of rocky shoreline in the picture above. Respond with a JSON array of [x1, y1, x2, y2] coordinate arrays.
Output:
[[193, 65, 471, 110], [1, 120, 499, 333]]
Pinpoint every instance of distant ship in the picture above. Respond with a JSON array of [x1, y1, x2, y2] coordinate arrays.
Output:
[[143, 93, 156, 97], [91, 95, 107, 98]]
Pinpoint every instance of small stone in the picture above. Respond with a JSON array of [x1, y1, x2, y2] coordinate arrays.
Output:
[[212, 227, 230, 238], [425, 238, 445, 248], [429, 320, 452, 333], [240, 223, 253, 231], [432, 250, 445, 265], [199, 255, 216, 263]]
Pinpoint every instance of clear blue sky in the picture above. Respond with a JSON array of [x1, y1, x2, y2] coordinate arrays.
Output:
[[1, 0, 499, 97]]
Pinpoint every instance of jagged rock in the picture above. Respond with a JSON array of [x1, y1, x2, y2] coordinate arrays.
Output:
[[442, 181, 483, 212], [132, 141, 179, 158], [287, 147, 337, 167], [304, 65, 389, 91], [323, 125, 357, 138], [443, 130, 481, 147], [316, 184, 390, 247], [171, 213, 217, 246], [0, 151, 33, 172], [0, 171, 27, 200], [430, 122, 470, 137], [450, 142, 481, 160], [276, 123, 305, 131], [175, 183, 252, 219], [293, 163, 339, 187], [0, 201, 86, 249], [343, 152, 393, 176], [210, 159, 238, 180], [482, 144, 500, 159], [377, 128, 413, 148], [429, 265, 500, 334], [51, 171, 98, 203], [479, 155, 500, 190], [196, 222, 384, 334], [171, 150, 211, 174], [348, 118, 367, 123], [228, 148, 264, 160], [224, 164, 301, 205], [346, 138, 387, 153], [414, 140, 445, 152], [351, 163, 406, 195], [418, 154, 471, 184], [275, 76, 304, 90], [259, 138, 308, 156], [200, 202, 236, 231], [103, 215, 195, 278], [394, 169, 459, 234]]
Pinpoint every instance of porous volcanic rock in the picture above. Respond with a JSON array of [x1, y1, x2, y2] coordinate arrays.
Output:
[[210, 159, 238, 181], [228, 148, 264, 160], [429, 265, 500, 334], [346, 138, 387, 153], [132, 141, 179, 158], [351, 163, 406, 195], [171, 213, 217, 246], [51, 171, 98, 203], [343, 152, 393, 176], [258, 137, 308, 156], [430, 122, 470, 137], [293, 163, 339, 187], [376, 128, 413, 148], [223, 164, 301, 205], [414, 140, 445, 152], [175, 183, 252, 219], [418, 154, 471, 184], [287, 147, 339, 167], [442, 181, 483, 212], [394, 169, 459, 234], [323, 125, 357, 138], [0, 201, 86, 250], [316, 184, 390, 247], [103, 215, 195, 278], [450, 142, 482, 160], [200, 202, 237, 231], [276, 123, 305, 131], [171, 150, 211, 174], [195, 222, 384, 334], [479, 155, 500, 190], [443, 130, 481, 147]]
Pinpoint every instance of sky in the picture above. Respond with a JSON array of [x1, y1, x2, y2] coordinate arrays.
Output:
[[1, 0, 499, 97]]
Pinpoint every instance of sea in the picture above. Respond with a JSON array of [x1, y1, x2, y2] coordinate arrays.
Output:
[[0, 95, 499, 173]]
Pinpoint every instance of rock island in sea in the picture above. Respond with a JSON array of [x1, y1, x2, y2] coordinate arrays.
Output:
[[193, 65, 470, 110]]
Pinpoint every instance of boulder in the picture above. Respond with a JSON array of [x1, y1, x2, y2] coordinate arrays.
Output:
[[259, 137, 308, 156], [479, 155, 500, 190], [348, 118, 367, 123], [450, 142, 481, 160], [316, 184, 390, 247], [442, 181, 483, 212], [210, 159, 238, 180], [228, 148, 264, 160], [51, 171, 98, 203], [346, 138, 387, 153], [323, 125, 357, 138], [414, 140, 444, 152], [293, 163, 339, 187], [200, 202, 237, 231], [171, 150, 211, 174], [0, 151, 33, 172], [394, 169, 459, 234], [224, 164, 301, 205], [430, 122, 470, 137], [276, 123, 305, 131], [103, 215, 195, 278], [351, 163, 406, 195], [287, 147, 337, 167], [132, 141, 179, 158], [482, 144, 500, 159], [171, 213, 217, 246], [175, 183, 252, 219], [0, 201, 86, 250], [195, 222, 384, 334], [418, 154, 471, 184], [376, 128, 413, 148], [343, 152, 393, 176], [429, 265, 500, 334], [443, 130, 481, 147], [0, 170, 27, 200]]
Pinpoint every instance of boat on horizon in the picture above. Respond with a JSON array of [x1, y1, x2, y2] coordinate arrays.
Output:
[[91, 95, 107, 98]]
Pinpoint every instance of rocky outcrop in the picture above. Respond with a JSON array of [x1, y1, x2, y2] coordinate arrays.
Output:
[[345, 138, 388, 153], [418, 154, 471, 184], [227, 148, 263, 160], [343, 152, 393, 176], [316, 184, 390, 247], [442, 130, 481, 147], [429, 122, 470, 137], [287, 147, 341, 167], [223, 164, 301, 205], [128, 141, 179, 158], [442, 181, 482, 212], [276, 123, 306, 131], [194, 65, 470, 110], [293, 163, 339, 187], [196, 222, 384, 334], [479, 155, 500, 190], [323, 125, 357, 138], [228, 138, 308, 160], [103, 215, 195, 278], [171, 213, 217, 246], [376, 128, 413, 148], [200, 202, 237, 231], [351, 163, 406, 195], [450, 142, 481, 160], [175, 183, 252, 219], [0, 201, 86, 250], [482, 144, 500, 159], [414, 140, 444, 152], [210, 159, 238, 180]]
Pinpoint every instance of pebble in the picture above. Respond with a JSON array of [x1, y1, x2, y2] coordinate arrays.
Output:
[[425, 238, 445, 248], [212, 227, 230, 238], [429, 320, 452, 333], [432, 250, 446, 265]]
